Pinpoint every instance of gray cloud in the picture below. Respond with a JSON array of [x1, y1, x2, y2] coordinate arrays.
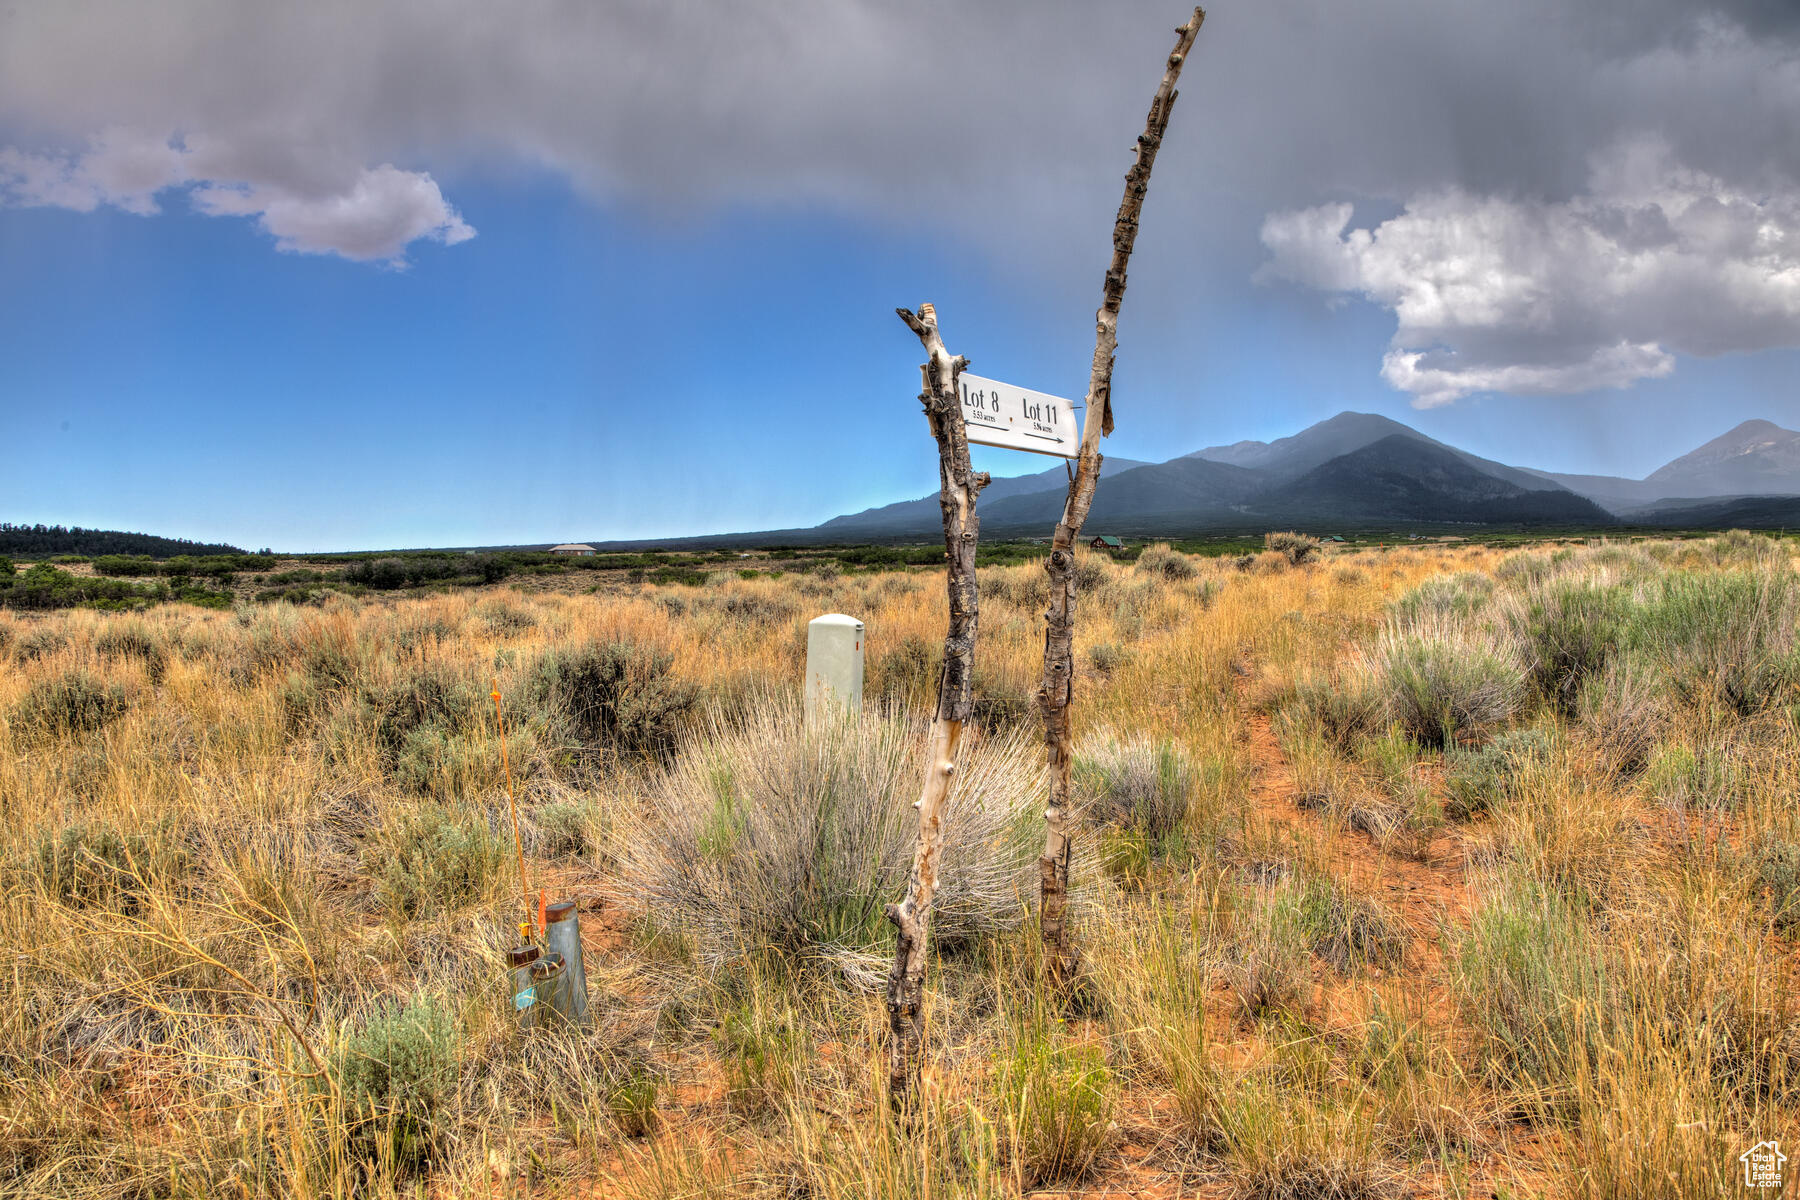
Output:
[[0, 0, 1796, 401]]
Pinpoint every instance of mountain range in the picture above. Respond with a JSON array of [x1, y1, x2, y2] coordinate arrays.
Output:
[[593, 412, 1800, 548]]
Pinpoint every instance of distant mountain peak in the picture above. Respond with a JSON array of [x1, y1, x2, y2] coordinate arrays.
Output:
[[1729, 418, 1785, 436], [1646, 418, 1800, 490]]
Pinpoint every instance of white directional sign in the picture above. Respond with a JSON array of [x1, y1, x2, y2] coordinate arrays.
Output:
[[957, 372, 1079, 458]]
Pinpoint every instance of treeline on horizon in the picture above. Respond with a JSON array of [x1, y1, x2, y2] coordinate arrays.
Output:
[[0, 524, 250, 559]]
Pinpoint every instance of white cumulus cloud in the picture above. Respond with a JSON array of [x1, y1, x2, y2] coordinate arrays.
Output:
[[1258, 139, 1800, 407], [0, 129, 473, 264]]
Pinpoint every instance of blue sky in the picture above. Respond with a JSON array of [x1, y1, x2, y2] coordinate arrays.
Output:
[[4, 2, 1798, 551]]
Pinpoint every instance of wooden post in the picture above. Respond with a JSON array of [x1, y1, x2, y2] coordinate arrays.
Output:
[[885, 302, 987, 1105], [1037, 9, 1206, 985]]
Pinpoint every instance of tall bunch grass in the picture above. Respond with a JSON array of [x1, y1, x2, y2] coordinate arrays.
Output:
[[615, 697, 1046, 980]]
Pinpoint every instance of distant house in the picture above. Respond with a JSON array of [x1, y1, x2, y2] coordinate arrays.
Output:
[[549, 543, 596, 557], [1090, 536, 1124, 551]]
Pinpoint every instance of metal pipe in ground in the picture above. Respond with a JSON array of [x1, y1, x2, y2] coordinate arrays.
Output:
[[543, 901, 591, 1028]]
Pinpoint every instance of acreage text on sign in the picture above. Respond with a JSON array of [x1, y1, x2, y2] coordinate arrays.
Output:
[[957, 373, 1079, 458]]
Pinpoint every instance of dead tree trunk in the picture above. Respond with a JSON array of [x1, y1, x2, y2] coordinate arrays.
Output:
[[1037, 9, 1205, 985], [886, 302, 988, 1104]]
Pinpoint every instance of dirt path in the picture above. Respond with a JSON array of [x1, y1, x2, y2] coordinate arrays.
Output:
[[1241, 710, 1473, 959]]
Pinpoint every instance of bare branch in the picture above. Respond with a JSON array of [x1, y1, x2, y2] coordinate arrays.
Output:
[[884, 301, 983, 1104], [1037, 7, 1205, 984]]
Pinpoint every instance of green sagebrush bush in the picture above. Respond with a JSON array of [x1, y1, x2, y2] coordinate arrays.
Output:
[[1578, 653, 1670, 776], [1392, 571, 1495, 622], [530, 799, 592, 858], [15, 625, 67, 661], [1264, 530, 1320, 567], [1643, 742, 1754, 813], [27, 821, 190, 915], [353, 661, 480, 794], [1001, 1016, 1115, 1189], [334, 995, 460, 1173], [1279, 671, 1385, 754], [1628, 567, 1800, 716], [1375, 615, 1526, 747], [95, 620, 169, 683], [1745, 836, 1800, 932], [1508, 579, 1631, 715], [12, 668, 130, 739], [366, 804, 508, 920], [1444, 727, 1554, 820], [1074, 731, 1195, 844], [1134, 542, 1198, 580], [532, 640, 698, 763]]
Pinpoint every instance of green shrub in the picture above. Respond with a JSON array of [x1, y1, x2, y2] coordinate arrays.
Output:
[[1280, 672, 1384, 754], [1135, 542, 1197, 580], [1225, 884, 1312, 1020], [95, 621, 168, 683], [648, 565, 706, 587], [16, 626, 68, 661], [1629, 568, 1800, 715], [392, 617, 456, 654], [532, 641, 698, 762], [475, 600, 535, 636], [1086, 641, 1130, 675], [1001, 1018, 1114, 1189], [1376, 618, 1525, 747], [28, 821, 189, 914], [1510, 580, 1630, 714], [1450, 879, 1608, 1091], [1746, 837, 1800, 932], [1392, 571, 1495, 622], [715, 992, 805, 1116], [343, 556, 466, 590], [609, 1065, 661, 1137], [1444, 727, 1554, 819], [13, 669, 130, 739], [3, 562, 165, 610], [92, 555, 157, 576], [531, 800, 591, 858], [868, 633, 938, 711], [334, 996, 459, 1172], [364, 663, 479, 793], [1578, 653, 1669, 775], [1643, 742, 1752, 813], [1494, 551, 1554, 587], [1295, 872, 1406, 973], [1264, 530, 1320, 567], [1073, 554, 1110, 589], [1074, 733, 1194, 845], [368, 805, 508, 919]]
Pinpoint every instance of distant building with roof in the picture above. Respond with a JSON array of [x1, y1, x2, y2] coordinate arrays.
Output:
[[1090, 535, 1124, 551], [549, 543, 596, 556]]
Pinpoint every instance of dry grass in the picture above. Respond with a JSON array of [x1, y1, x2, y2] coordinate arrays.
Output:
[[2, 535, 1797, 1197]]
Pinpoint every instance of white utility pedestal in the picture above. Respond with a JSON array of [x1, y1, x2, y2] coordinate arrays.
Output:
[[805, 613, 865, 719]]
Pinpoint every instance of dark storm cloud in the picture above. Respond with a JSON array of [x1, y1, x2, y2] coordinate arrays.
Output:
[[1, 1, 1795, 398]]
